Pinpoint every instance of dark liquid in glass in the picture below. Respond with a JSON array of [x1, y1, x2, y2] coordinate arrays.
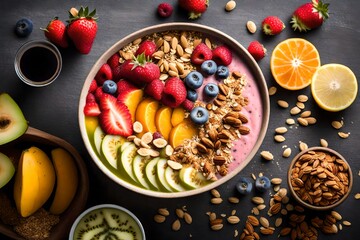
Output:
[[19, 46, 58, 82]]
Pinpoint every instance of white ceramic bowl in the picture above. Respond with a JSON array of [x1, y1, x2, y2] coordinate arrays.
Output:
[[78, 22, 269, 198]]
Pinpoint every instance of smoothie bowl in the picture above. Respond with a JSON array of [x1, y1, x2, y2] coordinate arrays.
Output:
[[79, 23, 269, 198]]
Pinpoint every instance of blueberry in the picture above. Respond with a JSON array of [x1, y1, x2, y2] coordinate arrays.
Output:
[[15, 18, 33, 37], [216, 66, 230, 79], [255, 176, 271, 192], [184, 71, 204, 90], [201, 60, 217, 75], [203, 83, 219, 99], [186, 89, 198, 102], [102, 80, 117, 95], [190, 106, 209, 125], [236, 177, 253, 195]]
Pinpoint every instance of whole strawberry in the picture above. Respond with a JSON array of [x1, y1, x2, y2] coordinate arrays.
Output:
[[119, 53, 160, 86], [67, 6, 98, 54], [247, 41, 266, 61], [42, 17, 69, 48], [262, 16, 285, 35], [178, 0, 209, 19], [291, 0, 329, 32]]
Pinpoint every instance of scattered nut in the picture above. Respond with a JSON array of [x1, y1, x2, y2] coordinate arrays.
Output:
[[260, 151, 274, 161], [225, 0, 236, 12], [246, 20, 257, 34]]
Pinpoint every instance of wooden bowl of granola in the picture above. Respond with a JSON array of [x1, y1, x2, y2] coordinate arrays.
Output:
[[79, 22, 269, 198], [287, 147, 353, 211], [0, 127, 89, 240]]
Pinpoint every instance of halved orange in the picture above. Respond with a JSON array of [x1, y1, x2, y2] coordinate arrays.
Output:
[[270, 38, 321, 90]]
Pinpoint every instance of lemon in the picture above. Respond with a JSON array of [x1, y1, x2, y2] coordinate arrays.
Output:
[[311, 64, 358, 112]]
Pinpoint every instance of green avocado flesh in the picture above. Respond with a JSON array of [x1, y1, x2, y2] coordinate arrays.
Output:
[[0, 152, 15, 189], [0, 93, 28, 145]]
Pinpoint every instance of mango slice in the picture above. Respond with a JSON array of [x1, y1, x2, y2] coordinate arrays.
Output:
[[14, 146, 55, 217]]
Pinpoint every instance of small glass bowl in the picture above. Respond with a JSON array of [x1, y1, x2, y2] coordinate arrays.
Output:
[[14, 40, 62, 87], [69, 204, 146, 240]]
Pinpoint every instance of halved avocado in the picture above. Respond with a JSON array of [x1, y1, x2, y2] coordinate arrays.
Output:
[[0, 152, 15, 189], [0, 93, 28, 145]]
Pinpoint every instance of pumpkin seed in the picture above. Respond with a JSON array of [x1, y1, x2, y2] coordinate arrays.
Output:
[[260, 151, 274, 161], [331, 120, 343, 129], [320, 138, 328, 147], [282, 147, 292, 158], [154, 214, 166, 223], [277, 100, 289, 108], [268, 86, 277, 95], [246, 20, 257, 33], [225, 0, 236, 11], [172, 219, 181, 231]]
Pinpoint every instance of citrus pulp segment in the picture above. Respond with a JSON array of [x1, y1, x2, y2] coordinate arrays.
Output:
[[270, 38, 321, 90], [311, 64, 358, 112]]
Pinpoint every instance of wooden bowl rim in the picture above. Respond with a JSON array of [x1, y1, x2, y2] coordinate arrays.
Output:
[[0, 127, 89, 240], [287, 146, 353, 211]]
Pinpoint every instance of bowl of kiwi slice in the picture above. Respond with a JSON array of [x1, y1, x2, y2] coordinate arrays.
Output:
[[68, 204, 145, 240]]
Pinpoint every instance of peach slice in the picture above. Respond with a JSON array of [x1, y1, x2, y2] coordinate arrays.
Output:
[[155, 106, 173, 141], [169, 118, 199, 148], [171, 107, 185, 127], [118, 89, 144, 122], [135, 98, 159, 133]]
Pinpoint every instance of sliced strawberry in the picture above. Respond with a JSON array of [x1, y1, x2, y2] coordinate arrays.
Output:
[[98, 95, 133, 136], [83, 102, 101, 116], [89, 79, 98, 93], [95, 63, 113, 85]]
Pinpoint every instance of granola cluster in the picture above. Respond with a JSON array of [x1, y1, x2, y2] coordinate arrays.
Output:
[[171, 72, 250, 180]]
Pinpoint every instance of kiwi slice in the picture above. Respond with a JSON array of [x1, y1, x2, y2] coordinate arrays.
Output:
[[117, 143, 138, 184], [179, 165, 210, 190], [0, 152, 15, 189], [156, 158, 173, 192], [164, 166, 186, 192], [101, 134, 124, 169], [144, 157, 160, 191], [93, 126, 105, 156], [0, 93, 28, 145], [73, 207, 143, 240], [132, 154, 151, 189]]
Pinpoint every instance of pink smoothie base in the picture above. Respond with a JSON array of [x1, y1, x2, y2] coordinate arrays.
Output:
[[198, 54, 263, 173]]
